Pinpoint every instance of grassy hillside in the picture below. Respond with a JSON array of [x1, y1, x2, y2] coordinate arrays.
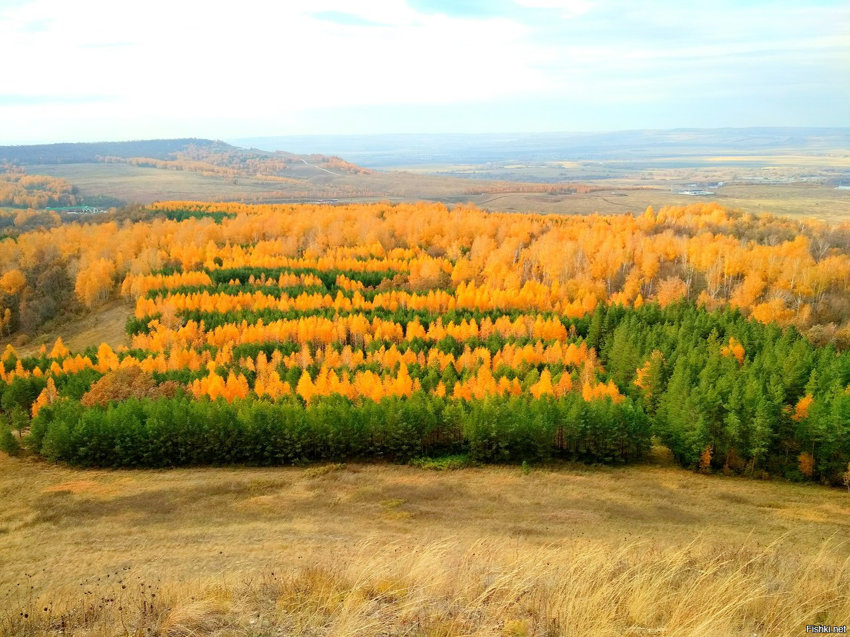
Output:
[[6, 299, 130, 356], [1, 452, 848, 636]]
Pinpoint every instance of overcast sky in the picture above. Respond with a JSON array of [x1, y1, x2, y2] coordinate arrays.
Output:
[[1, 0, 848, 144]]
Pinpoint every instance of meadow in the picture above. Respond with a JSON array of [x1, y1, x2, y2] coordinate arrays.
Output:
[[1, 452, 849, 636]]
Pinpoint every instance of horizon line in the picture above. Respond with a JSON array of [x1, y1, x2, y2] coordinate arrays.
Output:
[[2, 125, 850, 147]]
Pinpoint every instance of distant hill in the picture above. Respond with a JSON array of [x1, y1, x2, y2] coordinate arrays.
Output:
[[0, 138, 234, 165], [0, 138, 372, 178], [233, 127, 850, 168]]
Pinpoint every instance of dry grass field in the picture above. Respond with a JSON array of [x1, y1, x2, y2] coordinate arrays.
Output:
[[25, 162, 507, 207], [404, 150, 850, 221], [468, 182, 850, 221], [24, 159, 850, 223], [2, 449, 849, 636]]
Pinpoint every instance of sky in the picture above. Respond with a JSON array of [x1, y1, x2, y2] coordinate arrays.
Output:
[[0, 0, 848, 144]]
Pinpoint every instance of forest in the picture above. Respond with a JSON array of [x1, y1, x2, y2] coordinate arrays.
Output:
[[0, 168, 76, 209], [2, 200, 850, 483]]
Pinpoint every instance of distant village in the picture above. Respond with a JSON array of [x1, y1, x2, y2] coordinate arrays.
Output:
[[676, 182, 724, 196], [47, 205, 107, 214]]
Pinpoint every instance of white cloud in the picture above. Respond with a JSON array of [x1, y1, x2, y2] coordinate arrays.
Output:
[[0, 0, 547, 126], [512, 0, 595, 18], [0, 0, 847, 141]]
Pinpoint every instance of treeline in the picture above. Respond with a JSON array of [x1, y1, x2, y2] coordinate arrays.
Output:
[[0, 249, 77, 335], [160, 209, 237, 224], [0, 169, 77, 209], [135, 308, 566, 336], [99, 147, 371, 181], [25, 394, 648, 467], [204, 267, 400, 289]]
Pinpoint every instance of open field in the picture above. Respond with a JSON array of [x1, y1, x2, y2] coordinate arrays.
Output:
[[23, 161, 509, 208], [405, 152, 850, 220], [23, 159, 850, 223], [27, 162, 282, 205], [411, 153, 850, 185], [470, 181, 850, 221], [712, 182, 850, 224], [1, 451, 849, 636], [237, 129, 850, 170], [2, 132, 846, 221], [238, 129, 850, 222]]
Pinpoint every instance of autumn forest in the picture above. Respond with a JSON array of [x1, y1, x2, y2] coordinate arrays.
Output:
[[0, 200, 848, 485]]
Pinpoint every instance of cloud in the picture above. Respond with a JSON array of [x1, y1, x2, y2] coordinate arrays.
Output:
[[406, 0, 517, 18], [0, 94, 116, 106], [311, 11, 385, 27], [512, 0, 594, 18], [1, 0, 548, 113], [0, 0, 847, 142]]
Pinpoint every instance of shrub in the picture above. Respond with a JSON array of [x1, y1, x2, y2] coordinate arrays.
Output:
[[0, 415, 19, 456], [80, 367, 181, 407]]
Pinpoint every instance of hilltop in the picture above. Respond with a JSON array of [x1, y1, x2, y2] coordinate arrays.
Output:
[[0, 138, 233, 165]]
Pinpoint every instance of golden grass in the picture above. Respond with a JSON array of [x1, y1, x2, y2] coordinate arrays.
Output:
[[1, 452, 849, 635], [703, 154, 850, 166], [2, 299, 131, 356]]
